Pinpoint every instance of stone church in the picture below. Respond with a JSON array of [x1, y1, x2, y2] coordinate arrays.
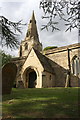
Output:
[[11, 11, 80, 88]]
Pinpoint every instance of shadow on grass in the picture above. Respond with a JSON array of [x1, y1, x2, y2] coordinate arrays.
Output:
[[2, 88, 79, 118]]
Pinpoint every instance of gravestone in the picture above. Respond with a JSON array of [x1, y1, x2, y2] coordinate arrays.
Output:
[[2, 63, 17, 95]]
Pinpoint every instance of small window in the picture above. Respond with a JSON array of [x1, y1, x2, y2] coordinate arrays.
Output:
[[50, 75, 51, 80], [30, 20, 32, 23], [30, 20, 36, 24], [35, 20, 36, 24]]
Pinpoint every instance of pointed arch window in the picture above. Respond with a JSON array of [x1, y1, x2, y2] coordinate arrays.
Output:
[[71, 56, 80, 77]]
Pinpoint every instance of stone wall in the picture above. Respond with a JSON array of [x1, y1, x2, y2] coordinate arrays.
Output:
[[44, 43, 80, 87], [45, 45, 80, 69], [70, 74, 80, 87], [10, 43, 80, 88], [42, 71, 55, 88], [48, 59, 67, 87], [11, 57, 26, 88], [22, 49, 44, 88]]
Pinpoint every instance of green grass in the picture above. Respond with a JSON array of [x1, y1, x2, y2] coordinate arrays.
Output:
[[2, 88, 80, 118]]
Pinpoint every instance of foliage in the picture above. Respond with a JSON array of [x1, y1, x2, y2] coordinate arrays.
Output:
[[0, 50, 12, 67], [2, 88, 79, 118], [40, 0, 80, 32], [43, 46, 57, 51], [0, 16, 26, 49]]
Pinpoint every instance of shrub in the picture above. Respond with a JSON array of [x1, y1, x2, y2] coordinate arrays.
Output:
[[43, 46, 57, 51]]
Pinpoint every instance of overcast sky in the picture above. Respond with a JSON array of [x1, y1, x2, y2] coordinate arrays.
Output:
[[0, 0, 78, 56]]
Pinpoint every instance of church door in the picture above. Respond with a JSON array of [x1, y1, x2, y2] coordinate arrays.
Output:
[[28, 71, 37, 88]]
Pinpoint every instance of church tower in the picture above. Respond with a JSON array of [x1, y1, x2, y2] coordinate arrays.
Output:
[[19, 11, 42, 57]]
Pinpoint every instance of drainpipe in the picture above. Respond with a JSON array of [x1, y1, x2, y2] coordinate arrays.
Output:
[[67, 48, 71, 87], [65, 48, 71, 87]]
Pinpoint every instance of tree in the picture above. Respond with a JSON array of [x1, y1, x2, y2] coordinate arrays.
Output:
[[0, 16, 26, 49], [0, 50, 12, 67], [40, 0, 80, 32]]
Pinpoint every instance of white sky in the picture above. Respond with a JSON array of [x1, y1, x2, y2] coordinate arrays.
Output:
[[0, 0, 78, 56]]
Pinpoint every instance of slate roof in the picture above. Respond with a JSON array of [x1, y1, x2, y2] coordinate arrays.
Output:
[[33, 48, 54, 74]]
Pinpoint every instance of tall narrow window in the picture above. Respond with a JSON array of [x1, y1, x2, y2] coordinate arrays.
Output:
[[72, 56, 80, 77], [50, 75, 51, 80]]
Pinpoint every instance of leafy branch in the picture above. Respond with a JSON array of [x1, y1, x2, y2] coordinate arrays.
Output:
[[0, 16, 26, 49], [40, 0, 80, 32]]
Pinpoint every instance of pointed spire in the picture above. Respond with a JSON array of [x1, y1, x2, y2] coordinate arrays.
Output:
[[19, 11, 42, 57], [31, 10, 35, 21], [26, 11, 37, 38], [30, 10, 36, 24]]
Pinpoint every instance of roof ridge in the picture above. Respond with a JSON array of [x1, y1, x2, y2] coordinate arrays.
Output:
[[33, 48, 54, 73]]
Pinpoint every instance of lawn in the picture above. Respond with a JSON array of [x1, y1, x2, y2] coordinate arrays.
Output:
[[2, 87, 80, 118]]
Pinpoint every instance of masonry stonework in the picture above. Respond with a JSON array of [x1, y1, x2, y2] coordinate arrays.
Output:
[[5, 11, 80, 88]]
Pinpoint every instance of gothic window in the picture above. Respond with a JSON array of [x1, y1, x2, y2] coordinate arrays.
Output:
[[71, 56, 80, 76]]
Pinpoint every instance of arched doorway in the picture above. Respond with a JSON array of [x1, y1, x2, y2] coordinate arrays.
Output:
[[28, 70, 37, 88], [23, 67, 37, 88]]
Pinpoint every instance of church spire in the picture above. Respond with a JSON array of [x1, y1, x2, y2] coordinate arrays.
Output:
[[19, 11, 42, 57], [26, 11, 38, 39], [31, 10, 35, 22]]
